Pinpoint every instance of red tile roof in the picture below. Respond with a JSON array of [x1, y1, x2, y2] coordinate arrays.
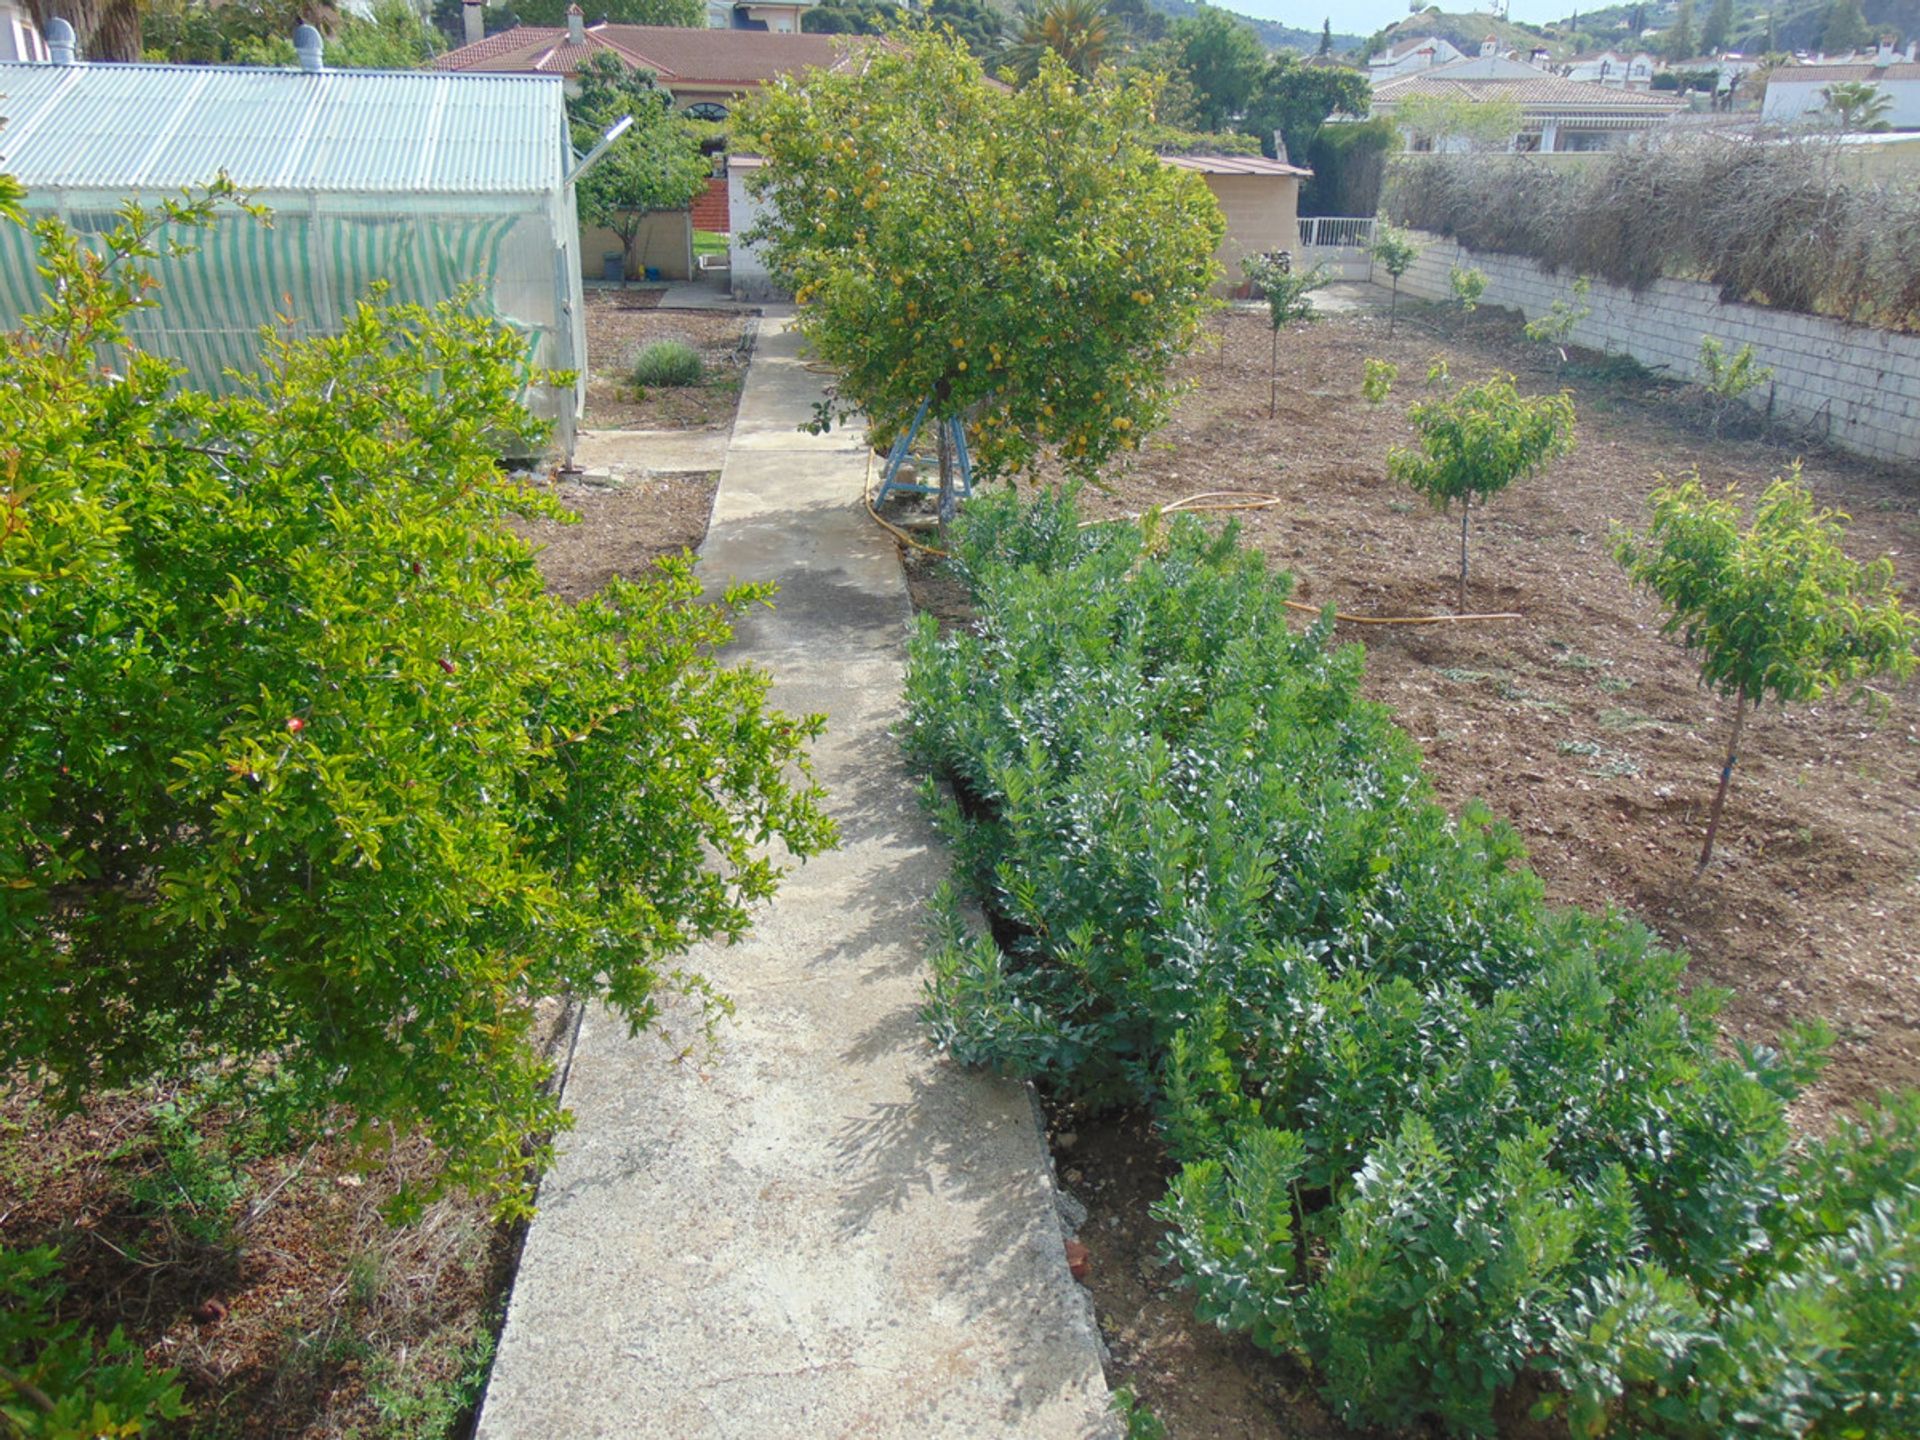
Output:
[[433, 22, 876, 89]]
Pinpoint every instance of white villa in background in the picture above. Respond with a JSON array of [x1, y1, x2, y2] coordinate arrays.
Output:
[[0, 0, 45, 61], [1763, 42, 1920, 128], [1562, 50, 1657, 88], [1371, 43, 1686, 152], [704, 0, 814, 29], [1368, 35, 1464, 82]]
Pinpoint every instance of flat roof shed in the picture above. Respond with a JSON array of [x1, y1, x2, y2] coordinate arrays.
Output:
[[0, 58, 586, 451], [1163, 153, 1313, 297]]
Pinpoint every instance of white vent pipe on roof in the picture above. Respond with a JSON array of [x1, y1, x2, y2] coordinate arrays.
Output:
[[294, 23, 324, 72], [46, 16, 75, 64]]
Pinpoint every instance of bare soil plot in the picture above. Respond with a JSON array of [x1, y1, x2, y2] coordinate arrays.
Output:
[[512, 473, 719, 603], [581, 292, 748, 431], [0, 999, 572, 1440]]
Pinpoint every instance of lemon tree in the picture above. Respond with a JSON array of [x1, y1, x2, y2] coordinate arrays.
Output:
[[734, 29, 1224, 509]]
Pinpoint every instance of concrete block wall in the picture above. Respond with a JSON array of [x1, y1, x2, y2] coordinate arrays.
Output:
[[580, 212, 693, 283], [1390, 230, 1920, 467]]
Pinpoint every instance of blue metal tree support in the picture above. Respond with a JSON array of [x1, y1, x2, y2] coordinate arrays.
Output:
[[873, 398, 972, 508]]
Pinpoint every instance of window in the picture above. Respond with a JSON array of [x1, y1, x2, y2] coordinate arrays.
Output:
[[684, 101, 729, 121]]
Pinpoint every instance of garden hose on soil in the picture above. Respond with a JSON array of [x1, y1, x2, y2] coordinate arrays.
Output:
[[863, 448, 950, 558], [861, 452, 1522, 627]]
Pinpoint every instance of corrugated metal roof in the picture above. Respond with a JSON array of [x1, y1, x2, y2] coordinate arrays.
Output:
[[1163, 153, 1312, 178], [0, 61, 568, 194]]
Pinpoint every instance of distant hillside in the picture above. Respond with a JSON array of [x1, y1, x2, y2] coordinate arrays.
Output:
[[1360, 8, 1561, 62], [1549, 1, 1917, 53], [1145, 0, 1365, 54]]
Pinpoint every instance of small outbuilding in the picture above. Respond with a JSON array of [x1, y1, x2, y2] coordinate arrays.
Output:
[[0, 43, 586, 452], [1162, 153, 1313, 296], [1762, 58, 1920, 130]]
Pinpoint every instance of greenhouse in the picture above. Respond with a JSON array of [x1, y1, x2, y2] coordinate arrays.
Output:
[[0, 45, 586, 453]]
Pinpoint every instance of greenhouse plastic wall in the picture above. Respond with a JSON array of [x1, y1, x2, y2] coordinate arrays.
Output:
[[0, 190, 585, 457]]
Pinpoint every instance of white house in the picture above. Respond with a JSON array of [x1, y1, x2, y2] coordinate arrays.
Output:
[[705, 0, 814, 30], [1563, 50, 1657, 89], [1372, 52, 1686, 152], [0, 0, 45, 62], [1763, 47, 1920, 129], [1368, 35, 1464, 83]]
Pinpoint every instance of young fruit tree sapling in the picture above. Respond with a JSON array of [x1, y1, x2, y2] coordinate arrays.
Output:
[[1615, 466, 1920, 872]]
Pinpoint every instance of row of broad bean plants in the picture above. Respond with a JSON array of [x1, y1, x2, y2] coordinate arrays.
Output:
[[903, 488, 1920, 1438]]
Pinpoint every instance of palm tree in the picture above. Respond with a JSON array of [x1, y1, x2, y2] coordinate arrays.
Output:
[[1009, 0, 1118, 85], [1822, 79, 1893, 131], [25, 0, 142, 61]]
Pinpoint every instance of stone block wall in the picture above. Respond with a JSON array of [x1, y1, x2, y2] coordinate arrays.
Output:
[[1389, 231, 1920, 467]]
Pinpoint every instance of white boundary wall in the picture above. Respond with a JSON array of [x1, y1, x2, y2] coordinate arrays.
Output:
[[726, 156, 786, 303], [1389, 229, 1920, 467]]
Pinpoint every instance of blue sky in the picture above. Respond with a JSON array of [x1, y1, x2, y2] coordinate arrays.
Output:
[[1235, 2, 1574, 35]]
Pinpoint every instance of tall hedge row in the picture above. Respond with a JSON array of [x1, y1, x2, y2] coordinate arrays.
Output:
[[904, 489, 1920, 1437], [1384, 142, 1920, 333]]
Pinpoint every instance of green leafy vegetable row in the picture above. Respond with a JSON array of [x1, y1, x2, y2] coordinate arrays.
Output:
[[904, 489, 1919, 1437]]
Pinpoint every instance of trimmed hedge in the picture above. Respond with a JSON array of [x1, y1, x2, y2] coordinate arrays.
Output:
[[905, 489, 1920, 1438], [1302, 116, 1396, 219]]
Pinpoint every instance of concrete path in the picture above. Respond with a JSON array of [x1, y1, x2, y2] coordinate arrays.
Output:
[[1311, 281, 1391, 317], [570, 426, 731, 480], [476, 318, 1116, 1440], [660, 273, 756, 311]]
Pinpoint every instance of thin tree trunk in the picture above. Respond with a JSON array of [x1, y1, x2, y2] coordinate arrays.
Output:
[[1458, 497, 1471, 612], [1269, 324, 1279, 419], [1389, 274, 1400, 337], [91, 0, 139, 60], [937, 418, 956, 529], [1697, 695, 1747, 874]]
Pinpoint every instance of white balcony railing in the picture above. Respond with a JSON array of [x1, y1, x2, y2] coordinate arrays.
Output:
[[1297, 216, 1378, 250]]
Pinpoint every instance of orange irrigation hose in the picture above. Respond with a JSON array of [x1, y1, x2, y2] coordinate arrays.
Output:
[[861, 460, 1523, 626], [1079, 490, 1286, 525]]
